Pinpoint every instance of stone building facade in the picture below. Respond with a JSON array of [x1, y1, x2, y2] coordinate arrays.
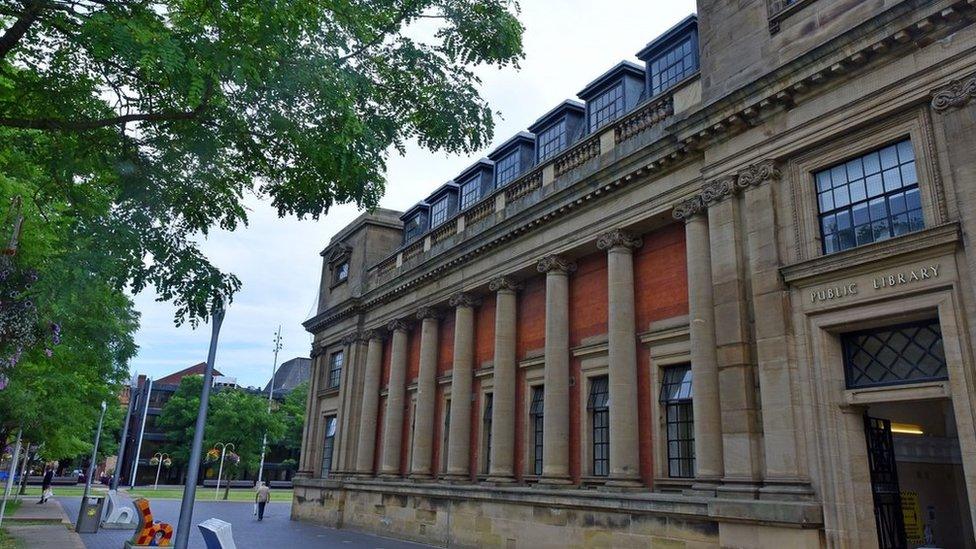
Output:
[[293, 1, 976, 547]]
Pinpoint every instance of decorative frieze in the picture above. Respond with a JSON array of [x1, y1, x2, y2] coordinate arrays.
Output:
[[931, 75, 976, 113], [596, 230, 643, 252], [449, 292, 481, 308], [536, 255, 577, 275], [488, 276, 522, 293]]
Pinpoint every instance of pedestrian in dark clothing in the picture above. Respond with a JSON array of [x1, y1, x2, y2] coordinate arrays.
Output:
[[38, 466, 53, 504], [254, 482, 270, 521]]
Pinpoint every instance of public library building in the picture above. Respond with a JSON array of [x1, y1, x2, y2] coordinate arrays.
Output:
[[293, 1, 976, 547]]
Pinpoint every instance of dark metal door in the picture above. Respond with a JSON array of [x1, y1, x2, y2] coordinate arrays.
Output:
[[864, 415, 907, 549]]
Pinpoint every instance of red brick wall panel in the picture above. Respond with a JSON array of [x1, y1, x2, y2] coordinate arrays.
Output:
[[635, 224, 689, 329], [475, 297, 496, 367], [516, 276, 546, 360], [438, 313, 455, 376], [407, 329, 422, 382], [381, 337, 393, 387], [569, 252, 608, 347]]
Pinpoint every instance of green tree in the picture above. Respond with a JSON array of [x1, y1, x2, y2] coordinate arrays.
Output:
[[275, 381, 308, 454], [0, 0, 525, 326]]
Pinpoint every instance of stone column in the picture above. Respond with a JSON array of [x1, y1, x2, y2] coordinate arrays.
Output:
[[410, 308, 441, 479], [739, 162, 811, 495], [598, 230, 643, 486], [673, 199, 724, 485], [444, 293, 479, 481], [355, 330, 385, 475], [488, 277, 520, 483], [380, 319, 410, 477], [334, 332, 365, 476], [537, 255, 576, 484], [704, 177, 763, 493], [297, 344, 324, 476]]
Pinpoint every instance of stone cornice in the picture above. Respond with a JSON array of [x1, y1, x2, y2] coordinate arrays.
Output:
[[931, 73, 976, 112], [537, 255, 578, 275], [596, 230, 644, 252], [448, 292, 481, 308], [488, 277, 522, 293]]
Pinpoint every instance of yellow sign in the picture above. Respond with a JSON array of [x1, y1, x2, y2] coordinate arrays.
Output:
[[901, 490, 924, 544]]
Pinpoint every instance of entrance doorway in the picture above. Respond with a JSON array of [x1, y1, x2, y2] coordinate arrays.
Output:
[[864, 400, 974, 549]]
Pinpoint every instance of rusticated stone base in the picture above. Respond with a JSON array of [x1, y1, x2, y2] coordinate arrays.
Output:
[[291, 478, 824, 548]]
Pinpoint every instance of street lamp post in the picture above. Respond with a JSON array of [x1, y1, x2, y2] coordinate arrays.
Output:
[[173, 301, 225, 549], [76, 401, 107, 532], [112, 375, 139, 491], [256, 327, 283, 485], [212, 443, 235, 501], [151, 453, 171, 491]]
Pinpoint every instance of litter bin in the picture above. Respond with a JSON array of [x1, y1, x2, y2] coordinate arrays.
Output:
[[76, 496, 105, 534]]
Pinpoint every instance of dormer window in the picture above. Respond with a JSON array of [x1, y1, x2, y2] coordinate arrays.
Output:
[[588, 83, 625, 133], [638, 15, 699, 97], [460, 177, 481, 209], [537, 119, 568, 162], [494, 151, 521, 188], [403, 212, 427, 243], [430, 197, 450, 228]]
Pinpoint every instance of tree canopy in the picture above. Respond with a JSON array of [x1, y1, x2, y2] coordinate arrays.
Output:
[[0, 0, 525, 325]]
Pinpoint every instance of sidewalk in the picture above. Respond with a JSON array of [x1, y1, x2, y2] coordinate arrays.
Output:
[[5, 498, 85, 548]]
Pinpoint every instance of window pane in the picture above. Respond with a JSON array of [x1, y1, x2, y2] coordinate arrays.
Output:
[[495, 151, 522, 188], [815, 139, 923, 254], [537, 119, 568, 162], [650, 35, 698, 96], [588, 84, 624, 133], [843, 320, 947, 389]]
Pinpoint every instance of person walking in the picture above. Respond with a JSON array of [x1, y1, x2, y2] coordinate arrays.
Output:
[[37, 465, 54, 504], [254, 481, 270, 521]]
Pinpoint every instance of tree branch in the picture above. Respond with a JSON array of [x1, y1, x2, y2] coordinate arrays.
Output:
[[0, 0, 45, 60], [0, 81, 215, 131]]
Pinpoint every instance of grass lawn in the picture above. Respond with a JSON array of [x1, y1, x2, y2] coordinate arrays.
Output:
[[1, 501, 20, 517], [13, 486, 293, 503], [0, 527, 18, 549]]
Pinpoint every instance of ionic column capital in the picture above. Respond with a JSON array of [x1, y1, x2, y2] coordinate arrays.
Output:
[[488, 276, 522, 293], [597, 229, 643, 252], [672, 195, 705, 222], [700, 175, 737, 206], [341, 332, 366, 346], [363, 328, 386, 341], [736, 160, 781, 191], [536, 255, 577, 275], [932, 74, 976, 113], [416, 307, 442, 321], [386, 318, 411, 333], [449, 292, 481, 309]]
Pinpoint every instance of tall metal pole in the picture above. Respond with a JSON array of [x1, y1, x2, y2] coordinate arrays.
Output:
[[76, 401, 107, 531], [256, 326, 283, 485], [130, 377, 153, 488], [174, 303, 225, 549], [112, 375, 138, 491], [0, 428, 23, 528]]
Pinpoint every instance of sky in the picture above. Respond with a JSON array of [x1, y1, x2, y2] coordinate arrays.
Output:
[[130, 0, 698, 388]]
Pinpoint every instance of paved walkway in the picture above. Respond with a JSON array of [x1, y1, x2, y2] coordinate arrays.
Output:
[[60, 496, 434, 549], [5, 498, 86, 548]]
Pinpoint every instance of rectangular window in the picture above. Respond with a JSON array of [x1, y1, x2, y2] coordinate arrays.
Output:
[[816, 139, 922, 254], [441, 400, 451, 473], [460, 177, 481, 210], [659, 365, 695, 478], [650, 36, 698, 96], [587, 376, 609, 477], [482, 393, 493, 474], [321, 416, 337, 478], [842, 320, 947, 389], [537, 119, 568, 162], [327, 351, 343, 389], [588, 84, 625, 133], [494, 151, 521, 188], [430, 198, 450, 228], [404, 213, 427, 243], [333, 261, 349, 284], [530, 386, 544, 476]]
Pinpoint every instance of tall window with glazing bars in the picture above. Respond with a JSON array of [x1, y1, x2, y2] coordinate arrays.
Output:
[[816, 139, 922, 254], [660, 365, 694, 478], [482, 394, 493, 474], [529, 386, 544, 476], [649, 33, 698, 96], [588, 376, 609, 477], [327, 351, 343, 389], [587, 84, 624, 133], [494, 151, 521, 188], [321, 416, 337, 478]]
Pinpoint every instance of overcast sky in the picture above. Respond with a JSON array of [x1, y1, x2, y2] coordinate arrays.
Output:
[[130, 1, 698, 388]]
